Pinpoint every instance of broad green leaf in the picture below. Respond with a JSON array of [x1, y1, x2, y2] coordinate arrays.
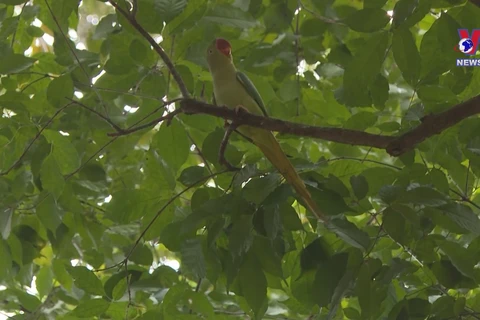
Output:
[[437, 240, 475, 278], [40, 154, 65, 200], [313, 253, 349, 307], [52, 260, 73, 290], [35, 266, 53, 299], [46, 74, 74, 107], [203, 4, 257, 29], [243, 174, 282, 204], [71, 299, 110, 318], [36, 195, 62, 233], [0, 239, 12, 282], [178, 166, 209, 186], [112, 278, 127, 301], [152, 118, 190, 175], [238, 252, 267, 318], [343, 31, 389, 107], [392, 27, 421, 86], [129, 243, 153, 266], [0, 207, 13, 240], [344, 8, 391, 32], [327, 218, 371, 250], [350, 175, 369, 200], [0, 53, 36, 74], [165, 0, 208, 34], [68, 266, 105, 296], [180, 236, 206, 279], [42, 130, 80, 175], [439, 203, 480, 235]]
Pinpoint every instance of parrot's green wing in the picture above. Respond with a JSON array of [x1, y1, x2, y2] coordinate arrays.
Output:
[[236, 71, 268, 117]]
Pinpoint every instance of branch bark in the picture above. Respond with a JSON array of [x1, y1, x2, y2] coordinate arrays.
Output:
[[180, 94, 480, 157]]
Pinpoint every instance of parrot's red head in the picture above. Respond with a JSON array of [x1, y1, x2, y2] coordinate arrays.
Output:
[[215, 38, 231, 57]]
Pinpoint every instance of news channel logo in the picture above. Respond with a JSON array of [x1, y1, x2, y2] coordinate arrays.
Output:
[[456, 29, 479, 67]]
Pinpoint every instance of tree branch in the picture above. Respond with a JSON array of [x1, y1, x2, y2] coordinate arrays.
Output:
[[179, 94, 480, 157], [107, 0, 190, 98], [386, 94, 480, 155]]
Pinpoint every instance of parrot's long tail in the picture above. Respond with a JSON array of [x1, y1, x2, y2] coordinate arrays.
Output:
[[253, 131, 326, 221]]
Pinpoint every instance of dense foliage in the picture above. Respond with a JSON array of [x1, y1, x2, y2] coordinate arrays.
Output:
[[1, 0, 480, 319]]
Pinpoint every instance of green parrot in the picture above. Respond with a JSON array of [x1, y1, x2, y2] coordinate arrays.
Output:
[[206, 38, 325, 221]]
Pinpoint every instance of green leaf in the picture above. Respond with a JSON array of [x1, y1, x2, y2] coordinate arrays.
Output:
[[300, 238, 331, 272], [350, 175, 369, 200], [152, 118, 190, 175], [40, 154, 65, 200], [238, 252, 267, 317], [327, 218, 371, 250], [392, 27, 421, 86], [178, 166, 209, 186], [203, 4, 257, 29], [71, 299, 110, 318], [309, 187, 352, 216], [52, 260, 73, 290], [180, 236, 206, 279], [46, 74, 74, 107], [419, 13, 459, 78], [0, 207, 13, 240], [243, 174, 282, 204], [343, 31, 389, 107], [36, 195, 62, 233], [68, 266, 105, 296], [252, 235, 283, 277], [112, 277, 127, 301], [399, 186, 448, 207], [165, 0, 208, 34], [0, 239, 12, 282], [35, 266, 53, 299], [439, 203, 480, 235], [313, 253, 349, 307], [417, 85, 458, 103], [229, 215, 254, 259], [392, 0, 431, 29], [344, 8, 390, 32], [0, 53, 36, 74], [263, 2, 293, 32], [42, 130, 80, 175], [129, 244, 153, 266], [437, 240, 475, 279]]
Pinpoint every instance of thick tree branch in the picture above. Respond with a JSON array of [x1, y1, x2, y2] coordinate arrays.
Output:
[[386, 94, 480, 155], [180, 94, 480, 157], [181, 99, 392, 149]]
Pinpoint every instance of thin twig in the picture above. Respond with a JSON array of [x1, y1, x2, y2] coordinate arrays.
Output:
[[219, 123, 240, 171], [20, 74, 51, 93], [298, 0, 344, 25], [67, 98, 124, 132], [0, 102, 73, 176], [123, 169, 230, 261], [107, 0, 190, 98], [107, 108, 183, 136]]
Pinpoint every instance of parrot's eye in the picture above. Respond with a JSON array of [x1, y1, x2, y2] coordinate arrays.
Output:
[[208, 49, 213, 54]]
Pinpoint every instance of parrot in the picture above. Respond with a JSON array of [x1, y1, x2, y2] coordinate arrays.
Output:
[[206, 38, 326, 222]]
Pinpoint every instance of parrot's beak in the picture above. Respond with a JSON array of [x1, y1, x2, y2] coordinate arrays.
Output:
[[216, 38, 232, 57]]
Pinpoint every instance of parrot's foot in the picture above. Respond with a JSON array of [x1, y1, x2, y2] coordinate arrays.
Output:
[[234, 105, 249, 115]]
